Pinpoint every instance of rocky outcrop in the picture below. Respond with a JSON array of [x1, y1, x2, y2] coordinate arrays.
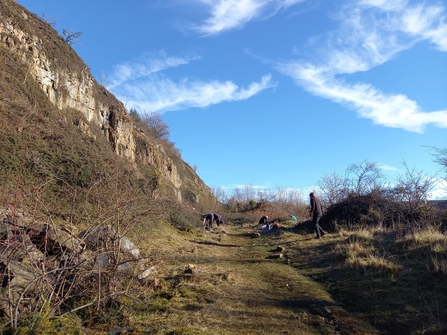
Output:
[[0, 0, 213, 203], [134, 131, 182, 189], [0, 5, 135, 162], [0, 209, 151, 319]]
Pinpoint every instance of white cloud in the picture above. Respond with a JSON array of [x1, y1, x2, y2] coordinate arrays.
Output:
[[378, 163, 399, 172], [401, 4, 447, 50], [107, 49, 276, 113], [359, 0, 408, 12], [430, 177, 447, 200], [192, 0, 307, 35], [278, 0, 447, 133], [232, 184, 268, 190], [282, 61, 447, 132], [114, 74, 275, 113], [107, 52, 201, 89]]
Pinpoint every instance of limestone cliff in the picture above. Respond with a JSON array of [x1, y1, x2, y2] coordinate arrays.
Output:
[[0, 0, 213, 204]]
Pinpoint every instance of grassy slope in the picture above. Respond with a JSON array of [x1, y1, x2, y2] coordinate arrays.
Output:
[[88, 217, 447, 335], [2, 2, 446, 333], [102, 221, 383, 335]]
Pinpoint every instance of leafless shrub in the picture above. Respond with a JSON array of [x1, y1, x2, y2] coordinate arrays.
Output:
[[140, 113, 170, 140], [62, 29, 82, 45], [0, 126, 160, 331], [218, 185, 306, 220], [100, 70, 109, 88], [40, 13, 57, 27], [430, 146, 447, 195], [393, 161, 435, 215], [0, 171, 159, 331], [318, 172, 350, 205], [212, 186, 227, 204], [347, 160, 385, 196]]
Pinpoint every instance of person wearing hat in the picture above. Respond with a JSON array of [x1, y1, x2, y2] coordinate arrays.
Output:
[[309, 192, 326, 239]]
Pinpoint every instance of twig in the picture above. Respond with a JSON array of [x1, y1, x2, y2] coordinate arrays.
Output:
[[56, 291, 127, 318]]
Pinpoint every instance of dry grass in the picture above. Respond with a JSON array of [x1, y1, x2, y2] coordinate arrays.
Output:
[[394, 226, 447, 276], [403, 226, 447, 248], [345, 250, 402, 273], [101, 223, 384, 335], [342, 229, 402, 273], [2, 2, 447, 333]]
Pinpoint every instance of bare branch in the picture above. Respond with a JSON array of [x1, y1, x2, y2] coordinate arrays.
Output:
[[62, 29, 82, 45]]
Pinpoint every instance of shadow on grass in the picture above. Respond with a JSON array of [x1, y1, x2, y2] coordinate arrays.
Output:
[[192, 240, 241, 247]]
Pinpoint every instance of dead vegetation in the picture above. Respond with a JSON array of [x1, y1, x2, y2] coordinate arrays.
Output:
[[1, 0, 447, 333], [72, 217, 445, 335]]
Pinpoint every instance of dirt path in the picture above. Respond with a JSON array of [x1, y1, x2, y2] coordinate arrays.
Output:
[[151, 223, 370, 335], [140, 223, 380, 334]]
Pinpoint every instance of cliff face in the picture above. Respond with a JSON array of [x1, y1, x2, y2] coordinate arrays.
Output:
[[0, 0, 213, 204], [0, 3, 134, 160]]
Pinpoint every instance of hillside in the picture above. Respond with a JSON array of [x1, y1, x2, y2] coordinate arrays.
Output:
[[1, 1, 447, 335], [0, 0, 215, 215], [0, 0, 220, 331]]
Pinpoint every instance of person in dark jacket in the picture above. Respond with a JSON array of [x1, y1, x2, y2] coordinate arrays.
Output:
[[213, 213, 224, 226], [202, 213, 214, 231], [259, 215, 269, 225], [309, 192, 326, 239]]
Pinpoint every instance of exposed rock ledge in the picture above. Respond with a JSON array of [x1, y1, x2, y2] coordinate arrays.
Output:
[[0, 2, 213, 202]]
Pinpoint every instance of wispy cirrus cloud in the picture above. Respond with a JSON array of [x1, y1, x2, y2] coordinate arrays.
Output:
[[122, 74, 274, 113], [378, 163, 399, 172], [277, 0, 447, 133], [107, 51, 201, 89], [191, 0, 308, 35], [108, 52, 275, 113], [400, 3, 447, 51]]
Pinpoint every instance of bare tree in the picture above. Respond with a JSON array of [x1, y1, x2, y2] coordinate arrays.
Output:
[[434, 148, 447, 173], [40, 13, 57, 27], [347, 160, 384, 195], [212, 186, 227, 204], [237, 184, 256, 207], [431, 147, 447, 194], [271, 186, 304, 214], [100, 70, 109, 87], [62, 29, 82, 45], [140, 112, 170, 140], [271, 186, 287, 203], [232, 187, 243, 203], [256, 188, 272, 202], [318, 172, 350, 205], [393, 161, 435, 212]]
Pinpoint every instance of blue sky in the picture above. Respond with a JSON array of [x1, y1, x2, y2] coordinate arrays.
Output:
[[17, 0, 447, 199]]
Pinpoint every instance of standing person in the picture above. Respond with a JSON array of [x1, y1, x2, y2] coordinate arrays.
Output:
[[213, 213, 224, 226], [202, 213, 213, 231], [309, 192, 326, 239]]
